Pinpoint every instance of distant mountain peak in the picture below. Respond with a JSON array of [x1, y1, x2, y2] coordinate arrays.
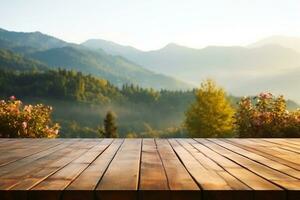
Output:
[[0, 27, 69, 50], [164, 42, 180, 48], [158, 43, 197, 53], [162, 43, 187, 50], [249, 35, 300, 53]]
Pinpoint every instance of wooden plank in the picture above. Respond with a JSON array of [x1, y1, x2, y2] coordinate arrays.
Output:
[[31, 140, 99, 189], [138, 139, 169, 200], [217, 139, 300, 179], [0, 140, 90, 200], [178, 139, 252, 200], [279, 139, 300, 146], [156, 139, 200, 200], [227, 139, 300, 170], [66, 139, 121, 189], [178, 139, 224, 171], [26, 140, 100, 200], [96, 139, 142, 200], [179, 139, 251, 188], [9, 140, 94, 191], [7, 140, 102, 187], [246, 139, 300, 165], [0, 139, 28, 149], [0, 140, 77, 189], [0, 139, 63, 166], [217, 139, 300, 200], [32, 163, 88, 190], [0, 140, 77, 178], [0, 139, 56, 152], [0, 139, 37, 149], [205, 139, 300, 190], [194, 139, 285, 200], [262, 139, 300, 153], [0, 140, 77, 177], [63, 139, 122, 200], [168, 139, 237, 200], [0, 138, 299, 200]]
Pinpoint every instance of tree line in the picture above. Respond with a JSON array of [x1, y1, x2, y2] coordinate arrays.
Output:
[[1, 69, 299, 138], [0, 69, 195, 137]]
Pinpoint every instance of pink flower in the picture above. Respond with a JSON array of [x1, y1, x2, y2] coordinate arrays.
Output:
[[22, 122, 27, 129], [259, 92, 273, 99], [9, 96, 16, 101]]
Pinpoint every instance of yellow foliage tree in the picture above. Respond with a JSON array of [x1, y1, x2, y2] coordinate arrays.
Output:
[[184, 79, 235, 137]]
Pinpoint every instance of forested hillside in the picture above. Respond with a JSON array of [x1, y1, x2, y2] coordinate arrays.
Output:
[[0, 49, 47, 72], [0, 28, 69, 50], [0, 68, 195, 137], [0, 28, 191, 90], [29, 46, 191, 89]]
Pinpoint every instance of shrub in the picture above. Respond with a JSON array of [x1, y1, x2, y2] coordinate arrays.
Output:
[[235, 93, 300, 137], [0, 96, 59, 138]]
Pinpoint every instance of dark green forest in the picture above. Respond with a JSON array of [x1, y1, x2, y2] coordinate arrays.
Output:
[[0, 68, 196, 137]]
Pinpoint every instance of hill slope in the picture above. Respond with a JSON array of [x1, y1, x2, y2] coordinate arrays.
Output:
[[83, 39, 300, 80], [83, 39, 300, 102], [0, 28, 69, 50], [28, 46, 191, 89], [0, 28, 191, 90], [0, 48, 48, 72]]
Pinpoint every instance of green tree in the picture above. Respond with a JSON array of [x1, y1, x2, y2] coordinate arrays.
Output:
[[184, 79, 235, 137], [101, 111, 118, 138]]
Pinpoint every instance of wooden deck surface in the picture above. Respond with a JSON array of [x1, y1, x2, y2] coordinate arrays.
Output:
[[0, 138, 299, 200]]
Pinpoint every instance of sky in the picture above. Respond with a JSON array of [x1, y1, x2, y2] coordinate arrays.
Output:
[[0, 0, 300, 50]]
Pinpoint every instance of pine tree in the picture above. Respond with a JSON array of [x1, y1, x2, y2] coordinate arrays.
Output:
[[102, 111, 118, 138], [184, 79, 235, 137]]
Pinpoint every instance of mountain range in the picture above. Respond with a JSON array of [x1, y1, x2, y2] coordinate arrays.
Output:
[[82, 37, 300, 102], [249, 35, 300, 53], [0, 28, 190, 90], [1, 27, 300, 102]]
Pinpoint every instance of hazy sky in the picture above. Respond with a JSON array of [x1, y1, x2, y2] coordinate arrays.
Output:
[[0, 0, 300, 50]]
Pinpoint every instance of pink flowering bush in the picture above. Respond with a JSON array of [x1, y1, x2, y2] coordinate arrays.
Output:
[[0, 96, 60, 138], [235, 93, 300, 137]]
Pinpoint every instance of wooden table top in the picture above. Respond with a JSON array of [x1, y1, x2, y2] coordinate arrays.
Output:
[[0, 138, 299, 200]]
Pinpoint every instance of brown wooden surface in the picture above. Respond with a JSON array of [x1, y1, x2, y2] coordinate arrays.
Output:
[[0, 138, 299, 200]]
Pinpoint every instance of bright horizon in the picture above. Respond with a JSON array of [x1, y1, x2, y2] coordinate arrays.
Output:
[[1, 0, 300, 51]]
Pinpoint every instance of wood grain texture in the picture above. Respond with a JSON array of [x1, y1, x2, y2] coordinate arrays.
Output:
[[156, 139, 200, 200], [96, 139, 141, 200], [0, 138, 299, 200]]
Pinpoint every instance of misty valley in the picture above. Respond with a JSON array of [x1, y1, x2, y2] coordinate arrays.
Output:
[[0, 28, 300, 138]]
